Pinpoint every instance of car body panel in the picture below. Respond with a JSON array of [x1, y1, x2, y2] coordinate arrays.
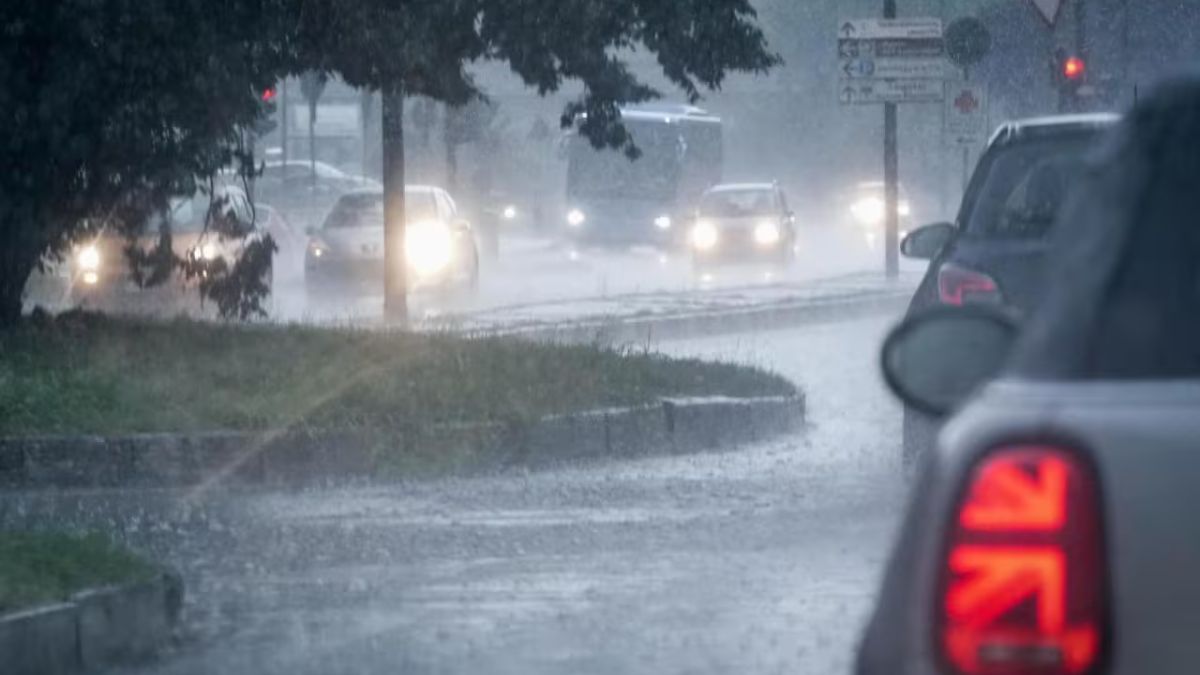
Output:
[[861, 378, 1200, 674]]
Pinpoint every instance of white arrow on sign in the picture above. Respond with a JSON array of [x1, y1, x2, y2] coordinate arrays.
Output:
[[1030, 0, 1064, 26]]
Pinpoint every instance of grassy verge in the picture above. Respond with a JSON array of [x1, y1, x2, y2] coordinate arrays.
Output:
[[0, 531, 154, 614], [0, 311, 796, 436]]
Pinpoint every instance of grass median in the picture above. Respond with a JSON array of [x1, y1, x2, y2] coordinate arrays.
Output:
[[0, 311, 796, 437], [0, 531, 154, 614]]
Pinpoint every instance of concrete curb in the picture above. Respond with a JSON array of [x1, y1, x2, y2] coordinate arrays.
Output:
[[484, 288, 912, 345], [0, 395, 805, 490], [0, 572, 183, 675]]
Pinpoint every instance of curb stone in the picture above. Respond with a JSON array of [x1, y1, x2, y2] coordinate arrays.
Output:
[[0, 395, 805, 490], [467, 287, 913, 345], [0, 572, 183, 675]]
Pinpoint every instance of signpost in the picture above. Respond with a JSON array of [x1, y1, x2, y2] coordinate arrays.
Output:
[[839, 13, 945, 278], [944, 83, 989, 190]]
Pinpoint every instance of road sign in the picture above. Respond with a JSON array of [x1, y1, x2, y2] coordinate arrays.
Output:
[[1029, 0, 1064, 26], [838, 18, 945, 107], [838, 38, 944, 59], [840, 57, 946, 80], [944, 83, 988, 145], [840, 79, 944, 105], [838, 18, 943, 40]]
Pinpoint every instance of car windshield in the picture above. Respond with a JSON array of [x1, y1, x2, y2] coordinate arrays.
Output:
[[965, 134, 1098, 238], [699, 189, 777, 217], [321, 191, 438, 229]]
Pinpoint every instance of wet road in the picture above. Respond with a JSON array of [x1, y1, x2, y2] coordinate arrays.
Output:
[[0, 314, 910, 675]]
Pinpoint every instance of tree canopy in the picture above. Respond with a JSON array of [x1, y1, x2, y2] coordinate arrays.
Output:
[[0, 0, 778, 324]]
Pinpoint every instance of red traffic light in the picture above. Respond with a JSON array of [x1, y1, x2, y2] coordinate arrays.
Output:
[[261, 87, 277, 103], [1062, 56, 1086, 81]]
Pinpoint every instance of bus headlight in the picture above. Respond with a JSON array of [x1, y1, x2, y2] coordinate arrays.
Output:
[[754, 221, 782, 247], [76, 245, 101, 272], [691, 221, 719, 251], [567, 209, 586, 227], [406, 221, 454, 276]]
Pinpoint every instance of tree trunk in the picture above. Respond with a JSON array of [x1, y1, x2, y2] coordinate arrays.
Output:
[[0, 225, 37, 327], [381, 88, 407, 322]]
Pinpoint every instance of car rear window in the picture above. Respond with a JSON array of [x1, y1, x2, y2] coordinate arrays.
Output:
[[965, 134, 1099, 239], [322, 191, 438, 229]]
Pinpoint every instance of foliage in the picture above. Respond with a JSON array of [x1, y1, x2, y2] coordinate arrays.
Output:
[[0, 531, 154, 613], [0, 0, 778, 325], [0, 311, 796, 436]]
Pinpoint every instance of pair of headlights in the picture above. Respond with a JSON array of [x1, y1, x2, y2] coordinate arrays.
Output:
[[566, 210, 673, 231], [690, 221, 783, 251]]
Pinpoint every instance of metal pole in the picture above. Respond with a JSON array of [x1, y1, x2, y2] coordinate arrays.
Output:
[[280, 79, 289, 171], [883, 0, 899, 279], [382, 89, 408, 321]]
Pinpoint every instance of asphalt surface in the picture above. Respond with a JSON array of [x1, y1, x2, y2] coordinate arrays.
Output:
[[0, 314, 911, 675], [270, 225, 927, 326]]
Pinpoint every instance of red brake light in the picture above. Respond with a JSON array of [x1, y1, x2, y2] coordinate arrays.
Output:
[[261, 87, 277, 103], [938, 263, 1000, 306], [1062, 57, 1086, 81], [940, 446, 1106, 675]]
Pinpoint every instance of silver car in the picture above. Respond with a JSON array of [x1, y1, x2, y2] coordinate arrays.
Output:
[[304, 186, 479, 294], [860, 82, 1200, 675]]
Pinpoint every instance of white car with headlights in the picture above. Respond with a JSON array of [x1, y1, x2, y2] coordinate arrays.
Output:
[[688, 183, 797, 268], [66, 185, 270, 311], [304, 186, 479, 294], [844, 180, 913, 241]]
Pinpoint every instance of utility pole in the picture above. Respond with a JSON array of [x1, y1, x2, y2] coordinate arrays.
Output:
[[381, 89, 408, 321], [883, 0, 899, 279]]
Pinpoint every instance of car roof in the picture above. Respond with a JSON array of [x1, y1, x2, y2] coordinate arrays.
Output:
[[706, 183, 777, 193], [340, 185, 440, 198], [989, 113, 1120, 147]]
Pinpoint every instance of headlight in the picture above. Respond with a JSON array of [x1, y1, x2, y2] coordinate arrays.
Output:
[[76, 245, 101, 271], [406, 221, 454, 276], [654, 215, 672, 230], [567, 209, 586, 227], [754, 221, 782, 246], [192, 242, 219, 261], [308, 242, 325, 258], [691, 221, 719, 251], [850, 197, 885, 226], [898, 200, 912, 217], [502, 205, 518, 220]]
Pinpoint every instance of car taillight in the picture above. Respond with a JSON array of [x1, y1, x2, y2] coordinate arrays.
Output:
[[938, 263, 1001, 306], [940, 446, 1106, 675]]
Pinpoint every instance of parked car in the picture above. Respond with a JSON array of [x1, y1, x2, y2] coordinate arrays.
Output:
[[858, 80, 1200, 675], [687, 183, 797, 269], [898, 113, 1119, 466], [304, 186, 479, 295], [67, 185, 271, 313]]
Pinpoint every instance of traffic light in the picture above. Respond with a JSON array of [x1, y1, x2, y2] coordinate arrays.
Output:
[[1053, 50, 1087, 112], [1062, 56, 1086, 82], [260, 87, 277, 103]]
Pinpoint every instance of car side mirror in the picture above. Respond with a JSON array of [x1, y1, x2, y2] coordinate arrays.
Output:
[[900, 222, 956, 260], [881, 306, 1020, 417]]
